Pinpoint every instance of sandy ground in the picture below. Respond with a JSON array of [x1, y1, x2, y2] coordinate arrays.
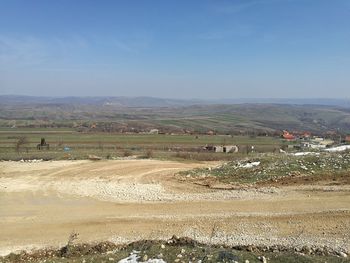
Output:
[[0, 159, 349, 256]]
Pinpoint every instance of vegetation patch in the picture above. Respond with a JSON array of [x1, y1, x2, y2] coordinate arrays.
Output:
[[180, 152, 350, 185], [1, 236, 348, 263]]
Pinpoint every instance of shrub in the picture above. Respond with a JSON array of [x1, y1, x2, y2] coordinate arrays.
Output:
[[122, 149, 132, 157], [144, 149, 153, 158]]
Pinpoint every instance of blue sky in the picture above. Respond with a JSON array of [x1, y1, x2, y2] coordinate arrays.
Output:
[[0, 0, 349, 99]]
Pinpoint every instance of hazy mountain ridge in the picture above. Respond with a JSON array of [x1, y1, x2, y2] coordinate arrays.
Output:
[[1, 95, 350, 108]]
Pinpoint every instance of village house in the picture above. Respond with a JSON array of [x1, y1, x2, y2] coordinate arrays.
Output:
[[214, 145, 239, 153], [149, 129, 159, 134], [204, 145, 239, 153], [302, 137, 335, 149], [207, 130, 215, 136], [282, 130, 295, 140]]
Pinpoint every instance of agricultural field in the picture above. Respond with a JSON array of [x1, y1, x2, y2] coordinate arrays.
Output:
[[2, 98, 350, 134], [0, 129, 283, 161]]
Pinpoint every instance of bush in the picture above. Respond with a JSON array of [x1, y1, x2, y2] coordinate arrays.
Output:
[[138, 149, 154, 159], [122, 149, 132, 157], [174, 151, 236, 161], [145, 149, 153, 158]]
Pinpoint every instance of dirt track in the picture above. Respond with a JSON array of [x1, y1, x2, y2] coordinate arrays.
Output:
[[0, 160, 349, 256]]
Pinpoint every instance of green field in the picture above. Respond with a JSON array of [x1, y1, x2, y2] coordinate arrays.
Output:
[[2, 102, 350, 135], [0, 129, 284, 161]]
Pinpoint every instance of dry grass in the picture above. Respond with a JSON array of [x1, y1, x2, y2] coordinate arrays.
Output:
[[173, 151, 243, 161]]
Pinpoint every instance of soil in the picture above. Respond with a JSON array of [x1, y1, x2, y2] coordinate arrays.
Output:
[[0, 160, 349, 257]]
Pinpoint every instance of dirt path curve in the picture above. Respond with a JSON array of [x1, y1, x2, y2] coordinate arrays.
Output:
[[0, 160, 349, 256]]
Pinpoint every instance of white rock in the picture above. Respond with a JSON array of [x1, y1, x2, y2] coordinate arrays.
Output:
[[325, 145, 350, 152], [240, 161, 260, 168], [118, 254, 167, 263]]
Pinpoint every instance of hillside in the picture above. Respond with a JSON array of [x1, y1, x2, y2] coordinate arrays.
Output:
[[1, 96, 350, 134]]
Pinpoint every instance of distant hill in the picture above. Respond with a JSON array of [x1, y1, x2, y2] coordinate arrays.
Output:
[[1, 95, 350, 134], [0, 95, 201, 107], [1, 95, 350, 108]]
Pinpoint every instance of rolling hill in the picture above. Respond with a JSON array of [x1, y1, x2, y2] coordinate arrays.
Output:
[[1, 95, 350, 134]]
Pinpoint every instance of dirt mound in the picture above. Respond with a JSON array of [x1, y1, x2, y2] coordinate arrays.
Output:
[[1, 238, 348, 263], [2, 241, 119, 262]]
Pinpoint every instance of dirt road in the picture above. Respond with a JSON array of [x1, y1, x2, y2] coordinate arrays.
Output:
[[0, 160, 349, 256]]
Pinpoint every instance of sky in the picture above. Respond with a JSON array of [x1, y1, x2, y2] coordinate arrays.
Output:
[[0, 0, 349, 99]]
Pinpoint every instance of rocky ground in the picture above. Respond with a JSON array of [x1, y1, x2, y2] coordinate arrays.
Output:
[[0, 158, 349, 261]]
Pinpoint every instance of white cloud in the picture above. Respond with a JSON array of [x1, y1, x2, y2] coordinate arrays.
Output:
[[0, 35, 92, 69], [0, 36, 48, 66]]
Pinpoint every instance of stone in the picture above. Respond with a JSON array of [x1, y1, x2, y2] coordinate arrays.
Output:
[[301, 245, 311, 254]]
